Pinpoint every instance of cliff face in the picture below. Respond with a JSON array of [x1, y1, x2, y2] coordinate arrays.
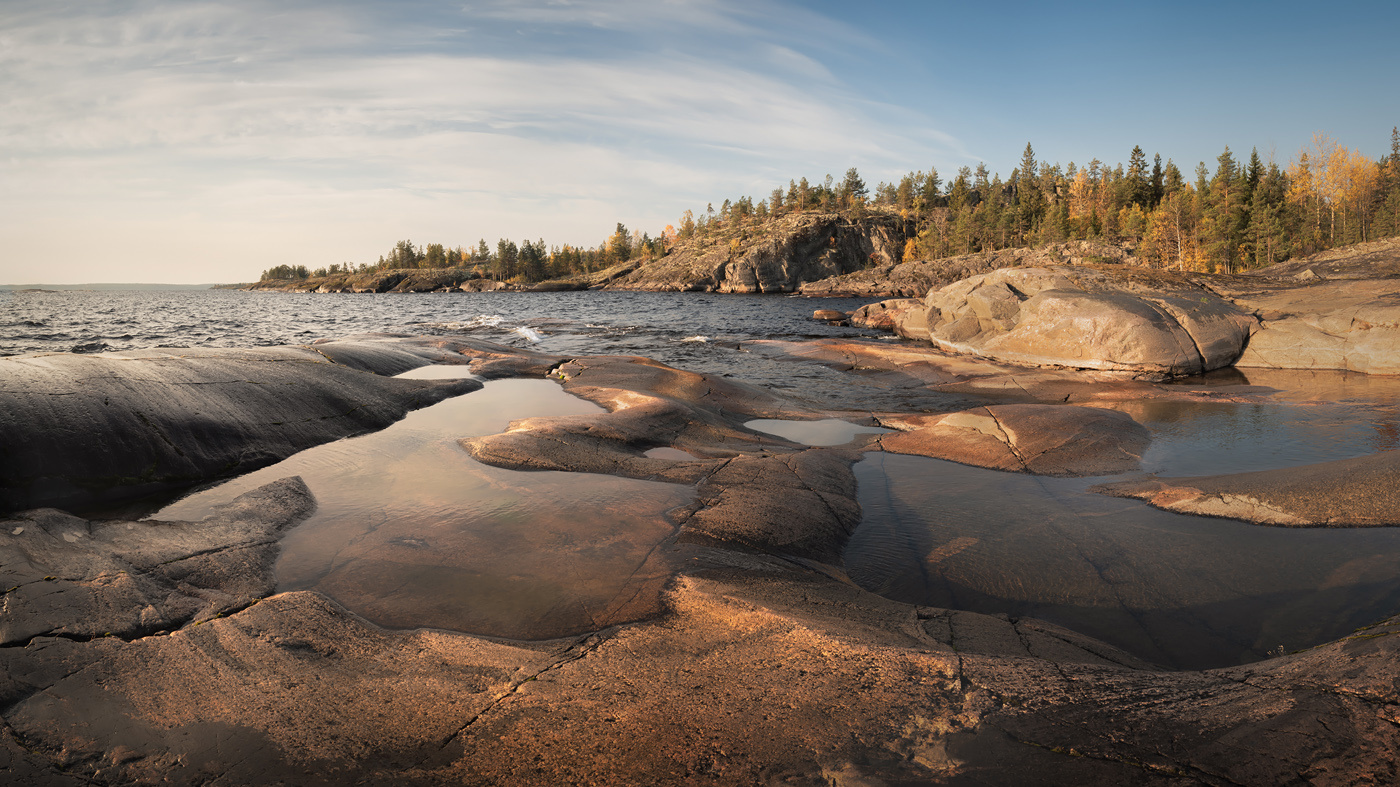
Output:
[[607, 212, 909, 293], [798, 240, 1137, 298]]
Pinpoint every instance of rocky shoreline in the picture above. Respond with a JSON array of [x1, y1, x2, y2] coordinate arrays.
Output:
[[4, 239, 1399, 783], [2, 322, 1398, 783]]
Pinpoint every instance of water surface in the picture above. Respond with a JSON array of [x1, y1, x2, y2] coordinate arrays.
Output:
[[157, 372, 694, 640], [846, 448, 1400, 670]]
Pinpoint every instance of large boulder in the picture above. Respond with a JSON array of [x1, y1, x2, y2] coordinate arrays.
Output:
[[920, 267, 1257, 375], [849, 298, 922, 331]]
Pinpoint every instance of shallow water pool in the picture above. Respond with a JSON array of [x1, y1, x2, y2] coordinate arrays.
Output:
[[155, 371, 694, 640]]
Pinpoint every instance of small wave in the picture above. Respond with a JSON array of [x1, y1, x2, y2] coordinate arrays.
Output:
[[433, 315, 507, 331], [679, 335, 709, 343], [514, 326, 544, 343], [71, 341, 112, 354]]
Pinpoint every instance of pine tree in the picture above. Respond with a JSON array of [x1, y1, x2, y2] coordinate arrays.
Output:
[[840, 167, 868, 209], [920, 167, 942, 211]]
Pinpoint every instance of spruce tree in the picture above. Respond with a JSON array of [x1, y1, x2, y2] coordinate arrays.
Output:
[[1150, 154, 1165, 208], [1126, 145, 1151, 208]]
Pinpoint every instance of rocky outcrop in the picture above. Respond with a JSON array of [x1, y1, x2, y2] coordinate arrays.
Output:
[[606, 212, 908, 293], [744, 337, 1276, 414], [248, 267, 494, 293], [3, 486, 1397, 785], [848, 298, 922, 331], [1205, 277, 1400, 375], [1248, 236, 1400, 281], [5, 336, 1400, 784], [878, 404, 1150, 476], [798, 240, 1136, 297], [914, 266, 1258, 376], [0, 344, 480, 513], [1092, 450, 1400, 526], [0, 478, 313, 646]]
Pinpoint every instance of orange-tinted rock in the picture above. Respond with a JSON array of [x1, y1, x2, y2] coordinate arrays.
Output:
[[879, 404, 1149, 476], [921, 267, 1257, 375], [1092, 450, 1400, 526]]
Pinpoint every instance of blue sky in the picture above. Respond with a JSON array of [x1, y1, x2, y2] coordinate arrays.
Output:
[[2, 0, 1396, 283]]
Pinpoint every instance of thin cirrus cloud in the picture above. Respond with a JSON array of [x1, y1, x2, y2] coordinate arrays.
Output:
[[0, 0, 965, 283]]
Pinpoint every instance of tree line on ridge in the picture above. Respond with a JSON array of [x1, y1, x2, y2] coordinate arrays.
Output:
[[261, 128, 1400, 283]]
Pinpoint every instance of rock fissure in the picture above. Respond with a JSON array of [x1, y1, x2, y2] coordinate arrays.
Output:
[[437, 631, 614, 750]]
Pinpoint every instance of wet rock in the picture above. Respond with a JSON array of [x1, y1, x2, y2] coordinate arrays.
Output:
[[0, 477, 313, 645], [921, 267, 1258, 375], [1092, 450, 1400, 526], [4, 338, 1398, 785], [0, 346, 480, 513], [745, 337, 1274, 412], [811, 309, 846, 321], [310, 334, 477, 376], [459, 353, 865, 562], [878, 404, 1150, 476]]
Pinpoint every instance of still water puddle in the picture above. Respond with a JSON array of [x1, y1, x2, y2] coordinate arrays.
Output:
[[745, 418, 890, 446], [1101, 399, 1399, 477], [156, 370, 693, 640], [846, 452, 1400, 670]]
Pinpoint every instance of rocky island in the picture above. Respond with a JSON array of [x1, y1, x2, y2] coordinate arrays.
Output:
[[3, 233, 1400, 784]]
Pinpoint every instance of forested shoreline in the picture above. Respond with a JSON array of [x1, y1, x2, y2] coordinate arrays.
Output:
[[260, 129, 1400, 284]]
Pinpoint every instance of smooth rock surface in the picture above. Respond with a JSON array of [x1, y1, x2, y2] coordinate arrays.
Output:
[[878, 404, 1150, 476], [4, 552, 1397, 785], [849, 297, 922, 331], [921, 267, 1258, 375], [1221, 278, 1400, 375], [1092, 450, 1400, 526], [0, 346, 481, 514], [4, 338, 1398, 785]]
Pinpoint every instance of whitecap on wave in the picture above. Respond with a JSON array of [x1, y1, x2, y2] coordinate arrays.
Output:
[[431, 315, 506, 331], [513, 326, 544, 343], [679, 335, 709, 343]]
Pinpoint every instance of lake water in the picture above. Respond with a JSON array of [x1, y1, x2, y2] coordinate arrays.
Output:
[[11, 288, 1400, 668]]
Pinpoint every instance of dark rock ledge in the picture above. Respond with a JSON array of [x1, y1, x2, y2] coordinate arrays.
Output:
[[0, 336, 1396, 785]]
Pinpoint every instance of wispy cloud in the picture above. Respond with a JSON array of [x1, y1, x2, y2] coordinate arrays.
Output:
[[0, 0, 966, 282]]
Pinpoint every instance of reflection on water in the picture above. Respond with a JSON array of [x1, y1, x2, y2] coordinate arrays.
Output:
[[1102, 399, 1399, 477], [155, 373, 693, 640], [745, 418, 890, 446], [846, 453, 1400, 670]]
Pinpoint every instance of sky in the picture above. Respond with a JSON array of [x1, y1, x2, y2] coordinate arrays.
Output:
[[2, 0, 1397, 284]]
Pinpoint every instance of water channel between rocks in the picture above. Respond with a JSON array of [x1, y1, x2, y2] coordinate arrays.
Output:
[[153, 363, 1400, 671], [155, 369, 695, 640], [843, 375, 1400, 671]]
